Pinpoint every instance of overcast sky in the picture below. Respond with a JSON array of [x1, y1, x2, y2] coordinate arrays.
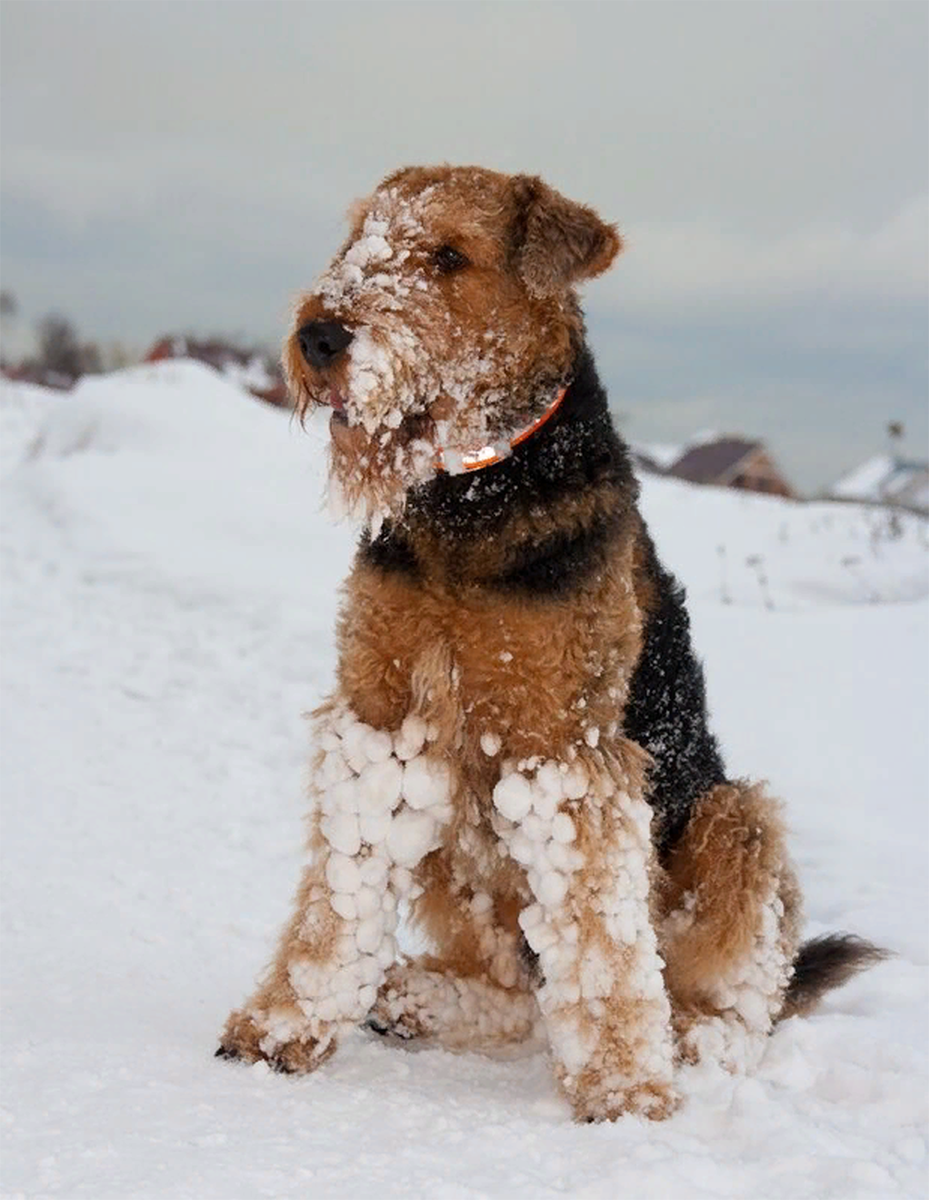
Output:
[[1, 0, 926, 491]]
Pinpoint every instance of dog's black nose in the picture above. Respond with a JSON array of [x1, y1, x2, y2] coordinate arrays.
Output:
[[297, 321, 354, 369]]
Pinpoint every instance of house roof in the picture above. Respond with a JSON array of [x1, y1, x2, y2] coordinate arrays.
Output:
[[629, 441, 683, 471], [668, 437, 759, 484], [831, 455, 929, 509]]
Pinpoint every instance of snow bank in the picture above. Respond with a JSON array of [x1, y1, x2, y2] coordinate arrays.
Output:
[[638, 471, 927, 609], [1, 368, 926, 1198]]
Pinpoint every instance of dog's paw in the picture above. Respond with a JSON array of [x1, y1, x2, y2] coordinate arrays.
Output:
[[674, 1011, 766, 1074], [570, 1079, 679, 1123], [366, 966, 435, 1041], [365, 1012, 422, 1040], [216, 1007, 337, 1074]]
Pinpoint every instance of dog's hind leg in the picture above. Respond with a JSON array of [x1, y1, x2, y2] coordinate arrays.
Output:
[[659, 780, 803, 1071], [368, 847, 541, 1051]]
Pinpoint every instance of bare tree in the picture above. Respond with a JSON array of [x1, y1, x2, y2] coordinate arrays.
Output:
[[35, 313, 101, 380]]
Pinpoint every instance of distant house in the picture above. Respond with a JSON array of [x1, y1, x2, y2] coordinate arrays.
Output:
[[828, 456, 929, 514], [632, 434, 795, 499], [628, 441, 683, 477], [144, 336, 289, 408], [0, 361, 74, 391]]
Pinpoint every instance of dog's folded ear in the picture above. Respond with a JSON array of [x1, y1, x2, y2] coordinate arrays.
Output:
[[510, 175, 622, 297]]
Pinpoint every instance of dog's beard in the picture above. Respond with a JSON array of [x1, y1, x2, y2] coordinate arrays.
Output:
[[326, 415, 436, 535], [321, 322, 438, 532], [322, 322, 515, 533], [342, 326, 429, 433], [302, 299, 569, 534]]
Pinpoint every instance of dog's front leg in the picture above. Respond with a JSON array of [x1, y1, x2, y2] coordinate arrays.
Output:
[[492, 753, 677, 1122], [217, 701, 452, 1073]]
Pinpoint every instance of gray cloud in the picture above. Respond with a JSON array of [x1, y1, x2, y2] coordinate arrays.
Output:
[[1, 0, 926, 490]]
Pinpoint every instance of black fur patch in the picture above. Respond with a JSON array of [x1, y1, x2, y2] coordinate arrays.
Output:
[[403, 345, 638, 547], [491, 512, 622, 596], [624, 532, 727, 860], [360, 524, 419, 579], [519, 935, 543, 985]]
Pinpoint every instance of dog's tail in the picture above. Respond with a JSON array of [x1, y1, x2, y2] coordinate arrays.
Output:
[[780, 933, 890, 1020]]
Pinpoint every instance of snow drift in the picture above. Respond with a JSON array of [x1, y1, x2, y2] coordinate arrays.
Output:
[[1, 364, 926, 1198]]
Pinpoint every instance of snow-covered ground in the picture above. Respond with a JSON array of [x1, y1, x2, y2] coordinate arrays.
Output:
[[2, 363, 927, 1199]]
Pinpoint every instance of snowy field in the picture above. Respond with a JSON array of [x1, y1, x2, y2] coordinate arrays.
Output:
[[2, 362, 927, 1199]]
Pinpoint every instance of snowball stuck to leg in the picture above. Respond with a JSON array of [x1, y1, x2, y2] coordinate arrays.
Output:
[[493, 750, 678, 1122], [367, 844, 542, 1052], [217, 699, 454, 1072]]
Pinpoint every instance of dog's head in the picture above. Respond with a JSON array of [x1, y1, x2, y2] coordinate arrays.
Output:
[[284, 165, 621, 525]]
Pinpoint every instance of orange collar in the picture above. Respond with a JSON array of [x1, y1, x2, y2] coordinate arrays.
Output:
[[434, 385, 569, 474]]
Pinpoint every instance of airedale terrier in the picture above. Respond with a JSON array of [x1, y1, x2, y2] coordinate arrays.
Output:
[[217, 165, 884, 1122]]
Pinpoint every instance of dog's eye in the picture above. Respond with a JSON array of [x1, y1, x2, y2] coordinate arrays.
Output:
[[433, 245, 469, 274]]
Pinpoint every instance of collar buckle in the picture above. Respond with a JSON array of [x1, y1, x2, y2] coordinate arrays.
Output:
[[434, 385, 569, 475]]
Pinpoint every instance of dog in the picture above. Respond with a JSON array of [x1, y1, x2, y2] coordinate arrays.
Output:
[[217, 165, 884, 1122]]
